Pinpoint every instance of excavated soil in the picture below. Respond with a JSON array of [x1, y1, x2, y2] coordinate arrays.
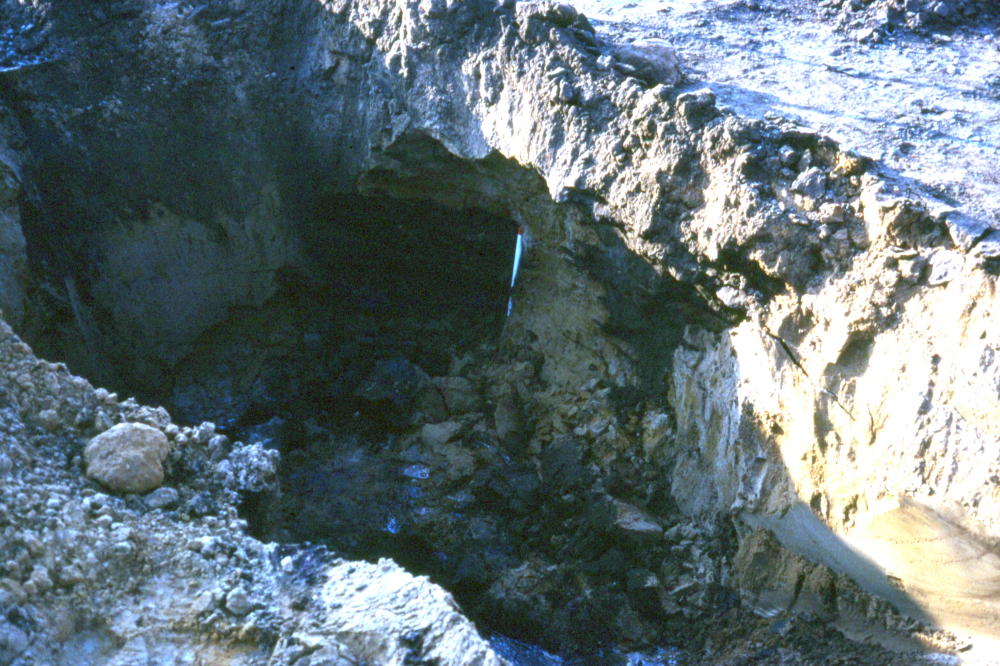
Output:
[[0, 0, 999, 665]]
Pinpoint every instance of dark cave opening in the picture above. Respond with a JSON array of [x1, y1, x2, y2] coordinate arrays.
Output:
[[124, 191, 534, 609], [168, 192, 519, 430]]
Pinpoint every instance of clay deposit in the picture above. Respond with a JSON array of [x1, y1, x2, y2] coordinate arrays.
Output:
[[0, 0, 998, 664]]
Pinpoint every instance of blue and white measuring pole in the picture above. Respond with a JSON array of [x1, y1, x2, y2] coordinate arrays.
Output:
[[507, 226, 523, 317]]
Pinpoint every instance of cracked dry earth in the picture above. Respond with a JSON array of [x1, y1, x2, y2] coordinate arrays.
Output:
[[1, 0, 1000, 665]]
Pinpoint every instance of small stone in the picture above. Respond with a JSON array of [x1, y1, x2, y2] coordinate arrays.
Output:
[[432, 377, 480, 415], [791, 167, 827, 199], [0, 580, 25, 606], [84, 423, 170, 494], [854, 27, 877, 42], [0, 619, 28, 664], [94, 410, 114, 433], [818, 203, 845, 224], [94, 514, 114, 528], [551, 79, 575, 104], [192, 590, 216, 614], [676, 88, 716, 122], [715, 286, 748, 311], [113, 542, 133, 556], [37, 409, 60, 432], [797, 149, 813, 172], [778, 145, 799, 167], [944, 211, 996, 252], [419, 421, 463, 447], [225, 587, 253, 616], [164, 423, 180, 439], [898, 256, 927, 284], [29, 565, 52, 593], [144, 486, 179, 510], [110, 525, 131, 540], [613, 61, 637, 77], [238, 620, 258, 641], [59, 565, 84, 587], [208, 434, 230, 462], [592, 497, 663, 544], [927, 249, 964, 285], [494, 389, 529, 456], [541, 436, 588, 489], [195, 422, 215, 445], [615, 38, 683, 87], [23, 534, 44, 557], [74, 409, 92, 428]]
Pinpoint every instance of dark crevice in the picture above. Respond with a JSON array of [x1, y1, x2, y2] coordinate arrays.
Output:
[[712, 246, 786, 298]]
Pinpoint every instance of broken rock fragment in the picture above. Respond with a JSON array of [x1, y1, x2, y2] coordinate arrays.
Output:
[[592, 497, 663, 545], [927, 248, 964, 285], [676, 88, 717, 126], [84, 422, 170, 494], [494, 389, 529, 456], [432, 376, 480, 415], [791, 167, 827, 200], [0, 619, 28, 665], [615, 39, 683, 87]]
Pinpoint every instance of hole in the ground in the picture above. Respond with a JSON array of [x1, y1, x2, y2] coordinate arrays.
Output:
[[13, 130, 704, 657], [16, 139, 622, 650]]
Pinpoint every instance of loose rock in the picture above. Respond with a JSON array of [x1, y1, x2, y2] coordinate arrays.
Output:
[[144, 486, 180, 510], [592, 497, 663, 544], [615, 39, 683, 87], [494, 389, 529, 456], [433, 376, 481, 415], [225, 587, 254, 616], [927, 249, 964, 285], [84, 423, 170, 494], [791, 167, 827, 200]]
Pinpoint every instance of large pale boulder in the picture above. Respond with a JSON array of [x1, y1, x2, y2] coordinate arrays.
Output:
[[84, 423, 170, 493]]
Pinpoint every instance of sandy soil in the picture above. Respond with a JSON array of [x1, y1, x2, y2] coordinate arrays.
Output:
[[574, 0, 1000, 225], [854, 498, 1000, 660]]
